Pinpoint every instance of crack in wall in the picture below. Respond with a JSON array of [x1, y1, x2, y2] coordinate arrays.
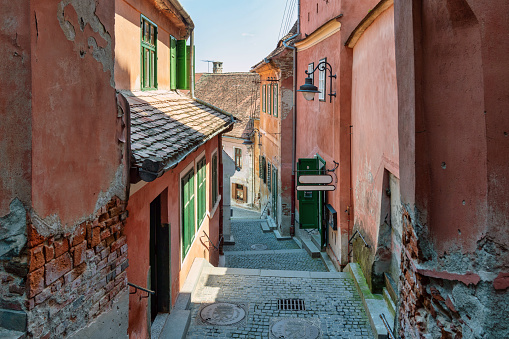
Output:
[[56, 0, 114, 87]]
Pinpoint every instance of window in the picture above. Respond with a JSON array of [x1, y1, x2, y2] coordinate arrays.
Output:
[[234, 148, 242, 169], [234, 184, 247, 202], [262, 84, 266, 112], [262, 156, 267, 184], [196, 157, 206, 226], [141, 16, 157, 90], [267, 162, 272, 192], [259, 155, 263, 179], [268, 83, 272, 115], [273, 83, 278, 118], [318, 58, 326, 101], [308, 62, 314, 84], [211, 153, 218, 207], [181, 169, 195, 258], [170, 35, 177, 90]]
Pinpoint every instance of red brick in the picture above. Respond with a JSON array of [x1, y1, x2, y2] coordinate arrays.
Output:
[[493, 272, 509, 290], [64, 262, 87, 284], [29, 245, 45, 272], [28, 266, 45, 298], [44, 244, 55, 262], [104, 215, 119, 227], [100, 229, 111, 241], [98, 213, 109, 223], [110, 222, 122, 233], [73, 241, 87, 266], [108, 206, 123, 218], [45, 253, 72, 285], [28, 224, 46, 248], [54, 238, 69, 258], [105, 235, 115, 247], [90, 227, 101, 248], [110, 236, 126, 253], [72, 223, 87, 246]]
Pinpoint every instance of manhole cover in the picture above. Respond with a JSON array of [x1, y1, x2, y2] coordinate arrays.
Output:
[[270, 318, 320, 339], [250, 243, 268, 250], [199, 302, 246, 326]]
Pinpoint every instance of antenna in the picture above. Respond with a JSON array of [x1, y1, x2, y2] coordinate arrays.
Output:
[[201, 60, 215, 73]]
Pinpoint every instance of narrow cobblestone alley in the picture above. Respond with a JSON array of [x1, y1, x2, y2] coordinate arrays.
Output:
[[184, 216, 374, 338]]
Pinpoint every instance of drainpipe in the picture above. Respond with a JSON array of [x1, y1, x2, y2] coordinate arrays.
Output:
[[282, 0, 300, 237], [189, 29, 195, 98]]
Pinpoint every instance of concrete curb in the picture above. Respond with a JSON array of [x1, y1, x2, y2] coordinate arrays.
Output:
[[158, 258, 213, 339], [344, 263, 394, 339]]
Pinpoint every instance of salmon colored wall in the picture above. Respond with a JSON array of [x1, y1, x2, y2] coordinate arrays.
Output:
[[31, 0, 121, 227], [125, 137, 220, 338], [0, 0, 32, 215], [115, 0, 184, 91], [296, 0, 382, 265], [351, 5, 398, 251]]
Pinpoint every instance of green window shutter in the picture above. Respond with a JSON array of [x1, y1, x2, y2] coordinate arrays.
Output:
[[262, 157, 267, 184], [273, 84, 278, 118], [262, 85, 266, 112], [268, 162, 272, 192], [197, 158, 206, 226], [182, 169, 195, 258], [170, 36, 177, 90], [176, 40, 188, 89], [268, 84, 272, 115], [259, 155, 262, 178], [212, 154, 218, 206]]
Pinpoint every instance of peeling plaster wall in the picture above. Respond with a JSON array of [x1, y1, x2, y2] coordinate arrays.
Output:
[[31, 0, 123, 234], [395, 0, 509, 337]]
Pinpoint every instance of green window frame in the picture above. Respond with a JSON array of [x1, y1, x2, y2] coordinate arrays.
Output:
[[197, 157, 206, 226], [267, 161, 272, 191], [268, 83, 272, 115], [181, 168, 195, 258], [211, 153, 218, 207], [170, 35, 177, 90], [262, 85, 266, 112], [141, 15, 157, 90], [273, 83, 278, 118]]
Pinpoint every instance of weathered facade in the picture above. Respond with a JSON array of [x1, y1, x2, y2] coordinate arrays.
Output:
[[295, 0, 509, 337], [252, 24, 297, 237], [1, 0, 129, 337]]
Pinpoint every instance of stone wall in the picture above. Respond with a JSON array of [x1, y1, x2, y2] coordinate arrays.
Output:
[[24, 197, 128, 337]]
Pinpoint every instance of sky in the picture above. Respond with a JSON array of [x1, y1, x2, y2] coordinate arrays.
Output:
[[180, 0, 298, 73]]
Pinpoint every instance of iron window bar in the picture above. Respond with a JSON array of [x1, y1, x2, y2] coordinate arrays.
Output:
[[128, 282, 155, 298]]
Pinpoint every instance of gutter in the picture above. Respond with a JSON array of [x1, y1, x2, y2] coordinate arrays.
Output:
[[167, 0, 195, 30]]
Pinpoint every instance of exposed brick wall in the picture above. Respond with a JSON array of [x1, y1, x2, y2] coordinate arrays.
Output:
[[25, 197, 128, 338]]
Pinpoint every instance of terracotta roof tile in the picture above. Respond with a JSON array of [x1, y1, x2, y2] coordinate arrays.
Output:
[[123, 90, 233, 168], [195, 72, 260, 139]]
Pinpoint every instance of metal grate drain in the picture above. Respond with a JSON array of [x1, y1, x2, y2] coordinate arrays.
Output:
[[278, 298, 306, 311]]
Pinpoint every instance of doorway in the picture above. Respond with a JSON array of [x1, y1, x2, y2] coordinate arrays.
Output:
[[149, 192, 171, 321]]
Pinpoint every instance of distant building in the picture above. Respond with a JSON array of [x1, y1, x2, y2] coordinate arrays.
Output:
[[251, 23, 297, 237]]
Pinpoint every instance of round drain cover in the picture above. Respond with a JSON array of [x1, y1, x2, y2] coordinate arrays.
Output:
[[250, 244, 268, 250], [200, 302, 246, 326], [270, 318, 320, 339]]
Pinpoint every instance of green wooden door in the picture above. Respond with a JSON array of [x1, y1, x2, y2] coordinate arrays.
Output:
[[297, 158, 319, 229], [181, 169, 195, 257], [272, 165, 278, 224]]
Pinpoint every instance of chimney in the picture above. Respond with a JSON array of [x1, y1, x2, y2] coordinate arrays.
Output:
[[213, 61, 223, 74]]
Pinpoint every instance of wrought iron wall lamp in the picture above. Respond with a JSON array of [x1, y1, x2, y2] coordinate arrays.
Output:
[[242, 128, 262, 147], [297, 60, 336, 103]]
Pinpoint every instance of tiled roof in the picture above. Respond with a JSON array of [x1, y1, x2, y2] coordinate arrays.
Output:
[[195, 73, 260, 139], [123, 90, 233, 169], [251, 22, 298, 70]]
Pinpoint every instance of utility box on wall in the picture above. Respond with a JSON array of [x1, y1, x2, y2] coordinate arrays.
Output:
[[325, 203, 337, 231]]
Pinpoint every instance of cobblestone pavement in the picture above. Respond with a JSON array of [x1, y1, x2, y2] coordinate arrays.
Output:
[[223, 219, 327, 272], [185, 268, 374, 338]]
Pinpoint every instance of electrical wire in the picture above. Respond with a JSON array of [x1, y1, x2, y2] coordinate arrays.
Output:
[[277, 0, 291, 43]]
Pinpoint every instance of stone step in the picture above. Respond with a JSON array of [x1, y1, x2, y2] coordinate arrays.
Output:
[[266, 216, 277, 230], [260, 221, 271, 233], [320, 251, 338, 272], [311, 233, 322, 250], [205, 266, 352, 279], [0, 328, 24, 339], [300, 236, 321, 258], [273, 230, 292, 240], [151, 313, 168, 339], [345, 263, 395, 339], [383, 288, 396, 318]]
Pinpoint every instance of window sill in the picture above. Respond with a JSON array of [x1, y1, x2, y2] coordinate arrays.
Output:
[[209, 195, 222, 219]]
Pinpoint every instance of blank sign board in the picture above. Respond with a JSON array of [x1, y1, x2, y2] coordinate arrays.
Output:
[[298, 175, 333, 184], [296, 185, 336, 191]]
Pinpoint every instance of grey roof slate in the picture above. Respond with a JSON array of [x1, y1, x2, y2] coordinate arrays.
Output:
[[123, 90, 233, 168]]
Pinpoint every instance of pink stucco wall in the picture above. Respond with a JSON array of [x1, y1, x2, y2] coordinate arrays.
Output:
[[125, 137, 220, 338], [30, 0, 122, 229], [351, 5, 398, 251]]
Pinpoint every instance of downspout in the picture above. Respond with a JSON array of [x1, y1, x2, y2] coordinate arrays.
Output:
[[189, 29, 195, 98], [282, 0, 300, 237]]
